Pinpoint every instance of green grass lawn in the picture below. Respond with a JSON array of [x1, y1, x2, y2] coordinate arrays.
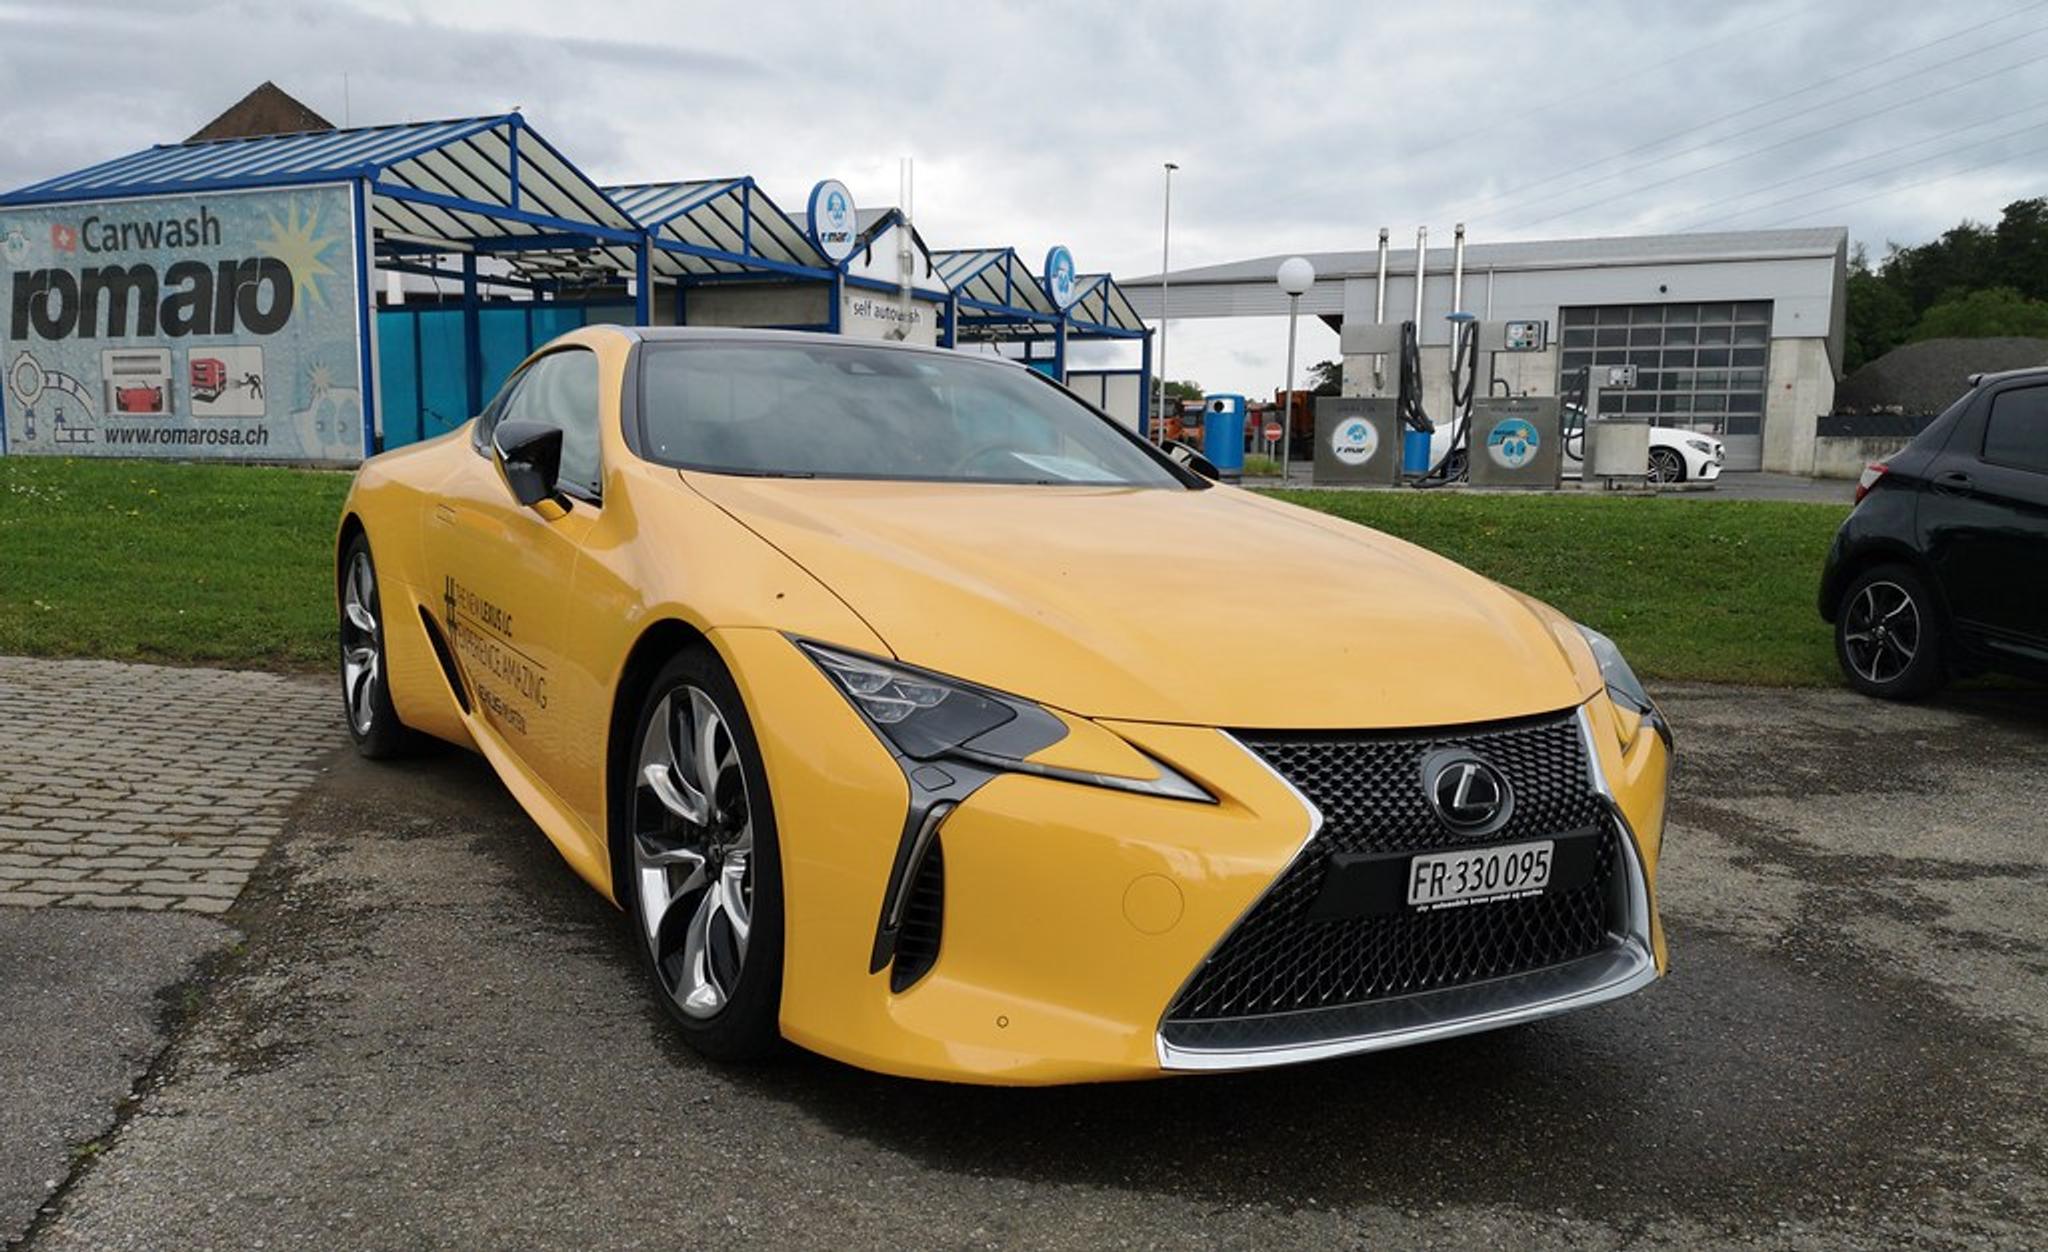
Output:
[[1267, 489, 1849, 686], [0, 458, 349, 668], [0, 458, 1848, 686]]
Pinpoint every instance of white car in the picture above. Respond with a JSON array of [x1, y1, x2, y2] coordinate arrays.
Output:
[[1561, 405, 1726, 483], [1428, 406, 1726, 484]]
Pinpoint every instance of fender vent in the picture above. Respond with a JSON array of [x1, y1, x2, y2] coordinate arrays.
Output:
[[416, 608, 471, 714], [891, 835, 944, 992]]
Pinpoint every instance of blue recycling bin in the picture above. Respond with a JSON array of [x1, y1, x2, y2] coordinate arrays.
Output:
[[1201, 394, 1247, 478], [1403, 428, 1433, 474]]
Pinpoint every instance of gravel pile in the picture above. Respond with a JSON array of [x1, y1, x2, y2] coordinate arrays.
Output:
[[1835, 337, 2048, 414]]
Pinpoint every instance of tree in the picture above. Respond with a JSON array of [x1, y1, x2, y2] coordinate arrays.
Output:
[[1908, 287, 2048, 342], [1886, 220, 2000, 314], [1307, 359, 1343, 396], [1846, 199, 2048, 369], [1162, 378, 1203, 401], [1845, 264, 1914, 370], [1995, 198, 2048, 301]]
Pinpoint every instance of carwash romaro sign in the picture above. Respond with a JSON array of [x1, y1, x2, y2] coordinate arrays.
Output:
[[0, 184, 365, 461]]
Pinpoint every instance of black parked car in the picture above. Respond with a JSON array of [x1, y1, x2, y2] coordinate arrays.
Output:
[[1820, 367, 2048, 699]]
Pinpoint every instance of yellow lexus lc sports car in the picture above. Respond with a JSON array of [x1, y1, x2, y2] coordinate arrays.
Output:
[[336, 326, 1670, 1084]]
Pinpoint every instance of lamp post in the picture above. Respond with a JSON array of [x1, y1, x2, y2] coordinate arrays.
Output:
[[1156, 162, 1178, 444], [1276, 256, 1314, 478]]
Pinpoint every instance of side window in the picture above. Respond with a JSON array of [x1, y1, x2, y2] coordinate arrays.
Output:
[[499, 349, 604, 500], [472, 371, 522, 451], [1983, 386, 2048, 474]]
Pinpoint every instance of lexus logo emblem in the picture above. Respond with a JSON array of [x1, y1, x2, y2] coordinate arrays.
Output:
[[1422, 750, 1514, 836]]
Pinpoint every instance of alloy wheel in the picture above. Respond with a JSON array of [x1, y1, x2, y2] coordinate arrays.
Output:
[[632, 685, 755, 1019], [1648, 448, 1684, 483], [1842, 580, 1920, 685], [340, 550, 382, 736]]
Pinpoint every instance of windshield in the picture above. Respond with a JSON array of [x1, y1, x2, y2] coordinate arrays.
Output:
[[638, 341, 1185, 486]]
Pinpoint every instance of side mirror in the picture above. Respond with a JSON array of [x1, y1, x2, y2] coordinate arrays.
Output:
[[492, 419, 564, 509], [1164, 439, 1221, 481]]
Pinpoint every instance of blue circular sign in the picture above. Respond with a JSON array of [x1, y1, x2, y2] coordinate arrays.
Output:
[[1043, 245, 1078, 309], [807, 179, 858, 263], [1331, 417, 1378, 466], [1486, 417, 1541, 470]]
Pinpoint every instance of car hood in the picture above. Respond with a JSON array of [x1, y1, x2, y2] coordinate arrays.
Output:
[[1651, 427, 1717, 450], [683, 474, 1595, 729]]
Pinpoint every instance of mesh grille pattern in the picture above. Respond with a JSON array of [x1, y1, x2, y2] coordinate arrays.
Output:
[[1166, 712, 1616, 1024], [891, 836, 944, 993]]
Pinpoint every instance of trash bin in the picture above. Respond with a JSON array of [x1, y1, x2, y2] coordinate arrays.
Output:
[[1201, 394, 1247, 481], [1402, 428, 1433, 475]]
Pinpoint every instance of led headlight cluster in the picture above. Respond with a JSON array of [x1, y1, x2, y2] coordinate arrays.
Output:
[[1685, 437, 1717, 455], [1576, 623, 1670, 748], [799, 641, 1209, 801]]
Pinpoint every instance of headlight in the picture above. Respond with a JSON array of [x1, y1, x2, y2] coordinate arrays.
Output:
[[1684, 438, 1714, 454], [1575, 623, 1670, 749], [798, 641, 1210, 801], [1575, 624, 1651, 713]]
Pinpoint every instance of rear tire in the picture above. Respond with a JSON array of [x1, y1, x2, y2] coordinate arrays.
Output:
[[338, 532, 419, 759], [1835, 563, 1946, 700], [618, 646, 785, 1062]]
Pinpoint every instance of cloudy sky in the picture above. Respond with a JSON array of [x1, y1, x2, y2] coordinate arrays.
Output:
[[3, 0, 2044, 392]]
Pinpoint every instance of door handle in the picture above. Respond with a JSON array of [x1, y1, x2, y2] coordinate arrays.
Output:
[[1933, 470, 1973, 493]]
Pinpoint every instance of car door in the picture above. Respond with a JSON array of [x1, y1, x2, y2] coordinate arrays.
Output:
[[424, 347, 603, 805], [1922, 381, 2048, 662]]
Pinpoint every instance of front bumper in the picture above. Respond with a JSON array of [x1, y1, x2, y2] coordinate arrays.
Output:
[[1157, 708, 1659, 1071], [718, 628, 1669, 1085]]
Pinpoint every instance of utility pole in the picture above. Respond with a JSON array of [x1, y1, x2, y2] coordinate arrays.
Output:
[[1156, 161, 1178, 443]]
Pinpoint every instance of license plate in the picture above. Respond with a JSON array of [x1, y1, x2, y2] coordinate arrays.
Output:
[[1406, 839, 1553, 911]]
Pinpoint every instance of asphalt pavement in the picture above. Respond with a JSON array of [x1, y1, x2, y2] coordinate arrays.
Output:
[[11, 683, 2047, 1250], [0, 910, 230, 1241]]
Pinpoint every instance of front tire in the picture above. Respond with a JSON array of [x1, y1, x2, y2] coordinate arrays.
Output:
[[1648, 447, 1686, 483], [338, 532, 418, 759], [619, 647, 784, 1061], [1835, 563, 1946, 700]]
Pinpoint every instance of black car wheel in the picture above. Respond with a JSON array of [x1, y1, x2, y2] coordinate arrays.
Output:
[[620, 646, 785, 1061], [1835, 564, 1945, 700], [1648, 447, 1686, 484], [339, 532, 419, 758]]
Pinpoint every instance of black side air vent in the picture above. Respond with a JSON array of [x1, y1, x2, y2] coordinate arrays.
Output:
[[416, 608, 471, 713], [891, 835, 944, 993]]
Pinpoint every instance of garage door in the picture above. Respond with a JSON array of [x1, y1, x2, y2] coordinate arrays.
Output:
[[1558, 301, 1770, 471]]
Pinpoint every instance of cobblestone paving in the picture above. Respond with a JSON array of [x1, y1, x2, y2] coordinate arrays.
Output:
[[0, 657, 337, 915]]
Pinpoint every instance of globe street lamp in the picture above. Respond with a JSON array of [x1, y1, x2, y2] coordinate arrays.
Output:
[[1276, 256, 1315, 477]]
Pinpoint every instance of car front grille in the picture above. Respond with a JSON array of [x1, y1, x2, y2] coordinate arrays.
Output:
[[1164, 711, 1617, 1027]]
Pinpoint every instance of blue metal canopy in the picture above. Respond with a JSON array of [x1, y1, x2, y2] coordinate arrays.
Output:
[[607, 178, 831, 280], [934, 247, 1059, 330], [934, 248, 1143, 341], [0, 114, 641, 252], [1062, 273, 1148, 337]]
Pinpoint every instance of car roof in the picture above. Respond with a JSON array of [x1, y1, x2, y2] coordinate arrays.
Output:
[[1966, 364, 2048, 387], [611, 324, 1019, 367]]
